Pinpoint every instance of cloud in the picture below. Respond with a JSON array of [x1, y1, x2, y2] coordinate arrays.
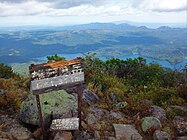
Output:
[[0, 1, 52, 16], [0, 0, 186, 17], [0, 0, 133, 17], [134, 0, 187, 12]]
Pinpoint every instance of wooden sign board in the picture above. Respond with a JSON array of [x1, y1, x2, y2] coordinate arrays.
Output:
[[29, 59, 84, 95], [50, 118, 79, 131]]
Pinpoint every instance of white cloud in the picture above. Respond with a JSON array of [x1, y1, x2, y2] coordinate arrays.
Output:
[[0, 0, 136, 17], [136, 0, 186, 12], [0, 0, 186, 26], [0, 1, 52, 16]]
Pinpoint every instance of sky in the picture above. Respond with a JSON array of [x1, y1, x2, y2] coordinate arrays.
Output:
[[0, 0, 186, 27]]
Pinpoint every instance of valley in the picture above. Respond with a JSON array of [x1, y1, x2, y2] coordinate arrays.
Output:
[[0, 23, 186, 70]]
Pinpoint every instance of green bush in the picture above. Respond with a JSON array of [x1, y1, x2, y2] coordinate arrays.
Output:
[[0, 63, 15, 79]]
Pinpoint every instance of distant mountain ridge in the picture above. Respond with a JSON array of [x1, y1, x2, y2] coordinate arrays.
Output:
[[0, 21, 185, 32], [0, 22, 186, 67]]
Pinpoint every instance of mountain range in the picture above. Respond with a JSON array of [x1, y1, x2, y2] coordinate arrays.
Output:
[[0, 22, 186, 66]]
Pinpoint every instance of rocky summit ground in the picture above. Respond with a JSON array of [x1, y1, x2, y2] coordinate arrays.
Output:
[[0, 88, 187, 140]]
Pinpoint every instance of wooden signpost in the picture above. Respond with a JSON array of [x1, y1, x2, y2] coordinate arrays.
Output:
[[29, 59, 84, 139]]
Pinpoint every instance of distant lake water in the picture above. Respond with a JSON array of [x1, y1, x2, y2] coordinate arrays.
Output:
[[35, 53, 187, 71]]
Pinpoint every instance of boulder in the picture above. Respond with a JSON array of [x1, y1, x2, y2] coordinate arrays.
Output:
[[20, 90, 77, 126], [113, 124, 143, 140], [82, 89, 100, 105], [153, 130, 171, 140], [10, 127, 32, 140], [141, 117, 162, 133], [149, 105, 167, 121], [0, 114, 32, 140], [173, 116, 187, 136]]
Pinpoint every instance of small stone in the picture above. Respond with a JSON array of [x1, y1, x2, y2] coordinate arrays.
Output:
[[108, 112, 124, 120], [81, 121, 88, 130], [109, 93, 117, 102], [74, 130, 91, 140], [107, 137, 117, 140], [177, 136, 187, 140], [94, 131, 100, 140], [113, 102, 128, 109], [153, 130, 171, 140], [173, 116, 187, 136], [85, 108, 109, 125], [113, 124, 143, 140], [90, 123, 101, 130], [141, 117, 162, 133], [86, 114, 97, 125], [32, 128, 42, 139], [53, 131, 72, 140]]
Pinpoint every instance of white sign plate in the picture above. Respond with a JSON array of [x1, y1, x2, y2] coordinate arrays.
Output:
[[50, 118, 79, 131]]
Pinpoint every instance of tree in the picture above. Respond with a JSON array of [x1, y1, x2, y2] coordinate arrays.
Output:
[[47, 54, 66, 62], [0, 63, 14, 79]]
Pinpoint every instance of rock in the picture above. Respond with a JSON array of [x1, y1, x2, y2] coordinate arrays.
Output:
[[173, 116, 187, 136], [81, 121, 88, 130], [113, 124, 143, 140], [0, 114, 32, 140], [112, 102, 128, 109], [141, 117, 162, 133], [94, 131, 100, 140], [10, 127, 32, 140], [104, 131, 113, 138], [89, 107, 109, 116], [177, 136, 187, 140], [153, 130, 171, 140], [32, 128, 42, 139], [53, 131, 72, 140], [85, 108, 109, 124], [0, 131, 13, 140], [82, 89, 100, 105], [90, 123, 101, 131], [169, 105, 187, 115], [109, 93, 117, 102], [85, 114, 98, 125], [107, 112, 124, 120], [73, 130, 92, 140], [107, 137, 117, 140], [149, 105, 167, 121], [20, 90, 77, 126], [0, 89, 6, 96]]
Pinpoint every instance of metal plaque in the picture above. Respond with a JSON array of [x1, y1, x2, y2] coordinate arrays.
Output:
[[50, 118, 79, 131]]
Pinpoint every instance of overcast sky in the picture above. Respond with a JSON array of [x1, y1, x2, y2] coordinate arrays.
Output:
[[0, 0, 186, 27]]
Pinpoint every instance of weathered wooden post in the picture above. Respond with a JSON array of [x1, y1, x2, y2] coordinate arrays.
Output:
[[29, 59, 84, 138]]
